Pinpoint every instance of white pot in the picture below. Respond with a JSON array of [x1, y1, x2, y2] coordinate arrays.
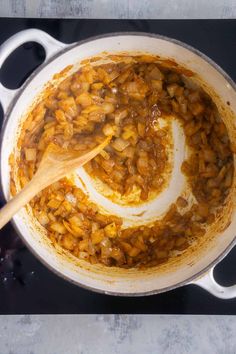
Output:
[[0, 29, 236, 298]]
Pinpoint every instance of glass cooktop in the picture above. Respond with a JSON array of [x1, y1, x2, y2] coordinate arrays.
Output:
[[0, 18, 235, 314]]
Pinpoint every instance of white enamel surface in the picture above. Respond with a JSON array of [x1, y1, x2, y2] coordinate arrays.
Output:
[[190, 268, 236, 299], [75, 119, 186, 227], [0, 29, 68, 113], [1, 32, 236, 296]]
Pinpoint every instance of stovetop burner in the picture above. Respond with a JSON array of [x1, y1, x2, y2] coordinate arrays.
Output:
[[0, 18, 235, 314]]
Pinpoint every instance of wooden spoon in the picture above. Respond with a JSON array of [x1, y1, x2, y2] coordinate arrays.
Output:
[[0, 136, 112, 230]]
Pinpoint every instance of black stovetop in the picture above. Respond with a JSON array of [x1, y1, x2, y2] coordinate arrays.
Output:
[[0, 19, 235, 314]]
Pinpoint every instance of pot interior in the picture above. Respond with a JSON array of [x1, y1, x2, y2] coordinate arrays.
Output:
[[1, 34, 236, 295]]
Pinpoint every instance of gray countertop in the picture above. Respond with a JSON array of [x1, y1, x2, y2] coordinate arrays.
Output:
[[1, 315, 236, 354], [0, 1, 236, 353], [0, 0, 236, 19]]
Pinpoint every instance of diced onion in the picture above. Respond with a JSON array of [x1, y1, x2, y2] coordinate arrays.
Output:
[[25, 148, 36, 161], [112, 138, 130, 151]]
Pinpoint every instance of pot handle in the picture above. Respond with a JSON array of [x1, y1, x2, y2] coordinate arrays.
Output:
[[190, 267, 236, 299], [0, 28, 67, 114]]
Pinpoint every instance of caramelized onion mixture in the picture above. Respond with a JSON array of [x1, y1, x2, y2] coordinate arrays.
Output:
[[13, 56, 234, 268]]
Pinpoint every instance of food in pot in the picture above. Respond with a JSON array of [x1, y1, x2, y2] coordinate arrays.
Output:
[[11, 55, 234, 268]]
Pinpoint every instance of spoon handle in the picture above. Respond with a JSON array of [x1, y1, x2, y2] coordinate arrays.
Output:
[[0, 136, 111, 230], [0, 177, 40, 230]]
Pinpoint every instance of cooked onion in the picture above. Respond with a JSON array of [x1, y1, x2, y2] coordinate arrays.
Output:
[[15, 56, 233, 269], [112, 138, 130, 151]]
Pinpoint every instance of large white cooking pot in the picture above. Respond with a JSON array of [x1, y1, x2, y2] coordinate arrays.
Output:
[[0, 29, 236, 298]]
